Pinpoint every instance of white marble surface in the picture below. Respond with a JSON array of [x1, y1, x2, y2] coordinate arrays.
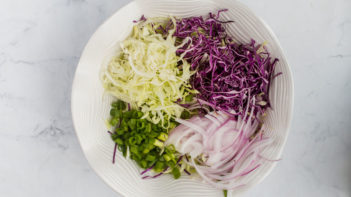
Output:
[[0, 0, 350, 196]]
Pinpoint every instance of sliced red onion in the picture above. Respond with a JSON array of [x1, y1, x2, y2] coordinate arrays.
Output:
[[166, 110, 273, 190]]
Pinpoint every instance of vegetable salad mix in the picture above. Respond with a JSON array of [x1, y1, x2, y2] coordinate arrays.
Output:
[[102, 10, 279, 192]]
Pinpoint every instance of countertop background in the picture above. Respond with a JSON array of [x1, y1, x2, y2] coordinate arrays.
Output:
[[0, 0, 350, 196]]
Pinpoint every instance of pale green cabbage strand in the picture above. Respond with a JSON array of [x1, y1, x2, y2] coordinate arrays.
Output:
[[102, 17, 196, 128]]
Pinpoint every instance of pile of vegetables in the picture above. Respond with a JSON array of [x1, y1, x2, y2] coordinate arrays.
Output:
[[102, 17, 196, 128], [173, 10, 278, 119], [102, 10, 279, 192], [108, 100, 184, 179], [167, 103, 272, 189]]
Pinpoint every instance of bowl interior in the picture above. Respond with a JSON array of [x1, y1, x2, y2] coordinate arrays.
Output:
[[71, 0, 293, 196]]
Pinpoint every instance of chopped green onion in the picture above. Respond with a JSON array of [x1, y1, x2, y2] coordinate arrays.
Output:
[[108, 100, 182, 178], [223, 190, 228, 197], [153, 139, 164, 148], [115, 138, 124, 145], [146, 154, 156, 161], [158, 132, 168, 141], [172, 167, 181, 179], [163, 154, 171, 161]]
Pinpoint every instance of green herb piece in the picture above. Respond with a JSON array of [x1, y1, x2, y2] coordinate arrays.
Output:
[[163, 154, 171, 161], [128, 137, 137, 145], [172, 168, 181, 179], [154, 161, 165, 172], [110, 117, 119, 126], [130, 146, 138, 154], [181, 110, 191, 119], [140, 160, 147, 168], [112, 100, 126, 110], [114, 138, 124, 145], [146, 154, 156, 161], [223, 190, 228, 197], [157, 132, 168, 141], [185, 94, 194, 102], [153, 139, 164, 148], [115, 127, 124, 135], [128, 119, 137, 130]]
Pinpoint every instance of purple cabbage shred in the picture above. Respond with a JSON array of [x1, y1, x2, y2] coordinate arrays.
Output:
[[172, 10, 279, 119]]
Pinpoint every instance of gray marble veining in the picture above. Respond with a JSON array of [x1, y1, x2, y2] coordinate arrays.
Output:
[[0, 0, 350, 196]]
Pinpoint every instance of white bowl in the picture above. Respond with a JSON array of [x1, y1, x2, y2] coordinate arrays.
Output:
[[71, 0, 294, 196]]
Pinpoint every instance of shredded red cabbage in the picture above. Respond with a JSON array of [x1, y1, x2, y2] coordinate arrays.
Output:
[[141, 164, 155, 175], [133, 15, 146, 23], [112, 143, 117, 164], [173, 10, 279, 119], [107, 131, 118, 164], [183, 169, 191, 175], [142, 167, 169, 179]]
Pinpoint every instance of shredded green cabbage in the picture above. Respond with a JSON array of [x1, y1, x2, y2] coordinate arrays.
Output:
[[102, 17, 196, 128]]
